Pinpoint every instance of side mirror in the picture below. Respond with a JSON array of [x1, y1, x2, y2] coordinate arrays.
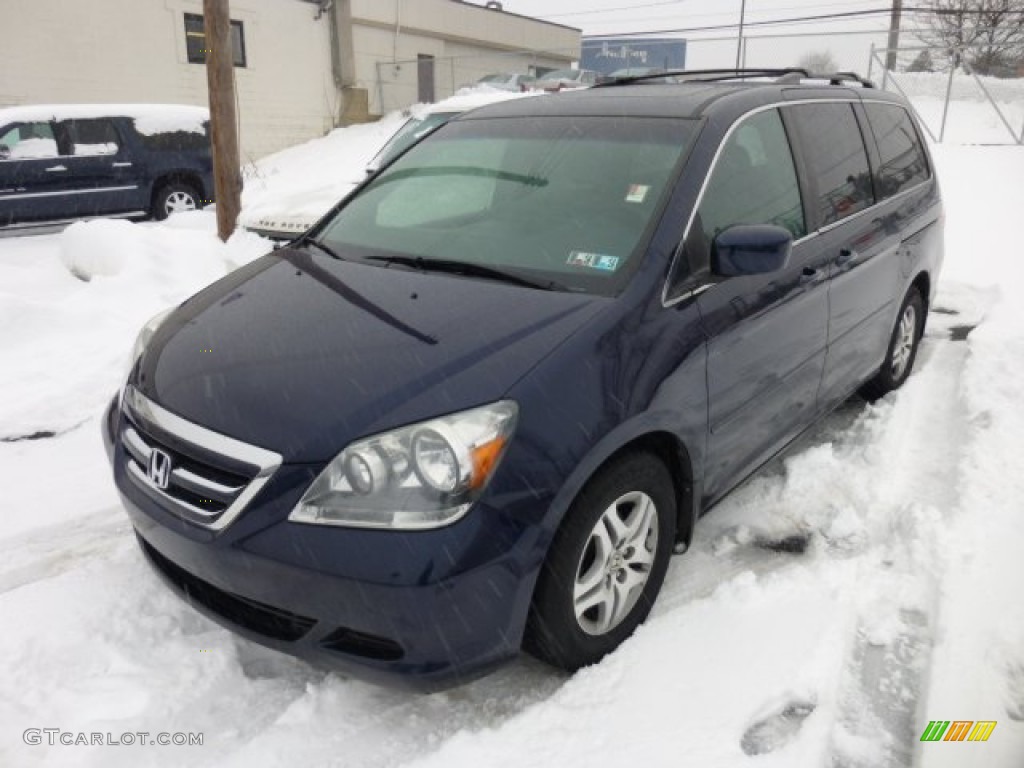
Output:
[[0, 144, 10, 160], [711, 224, 793, 277]]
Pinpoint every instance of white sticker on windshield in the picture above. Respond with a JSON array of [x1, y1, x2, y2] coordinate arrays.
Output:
[[568, 251, 621, 272], [625, 184, 649, 204]]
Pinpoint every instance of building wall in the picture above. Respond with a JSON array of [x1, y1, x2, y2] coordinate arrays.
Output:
[[0, 0, 336, 160], [0, 0, 579, 157], [349, 0, 579, 114]]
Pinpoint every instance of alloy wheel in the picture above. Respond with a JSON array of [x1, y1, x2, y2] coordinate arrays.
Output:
[[573, 491, 659, 636]]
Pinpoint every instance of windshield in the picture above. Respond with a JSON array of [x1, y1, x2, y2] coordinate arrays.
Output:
[[369, 112, 459, 170], [319, 116, 698, 296]]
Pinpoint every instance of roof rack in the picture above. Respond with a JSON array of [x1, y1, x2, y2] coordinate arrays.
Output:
[[594, 68, 875, 89]]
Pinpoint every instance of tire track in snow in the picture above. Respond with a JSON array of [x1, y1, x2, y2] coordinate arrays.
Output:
[[828, 327, 971, 767], [0, 507, 128, 594]]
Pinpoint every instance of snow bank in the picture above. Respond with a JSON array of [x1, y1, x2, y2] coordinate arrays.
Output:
[[0, 213, 270, 441]]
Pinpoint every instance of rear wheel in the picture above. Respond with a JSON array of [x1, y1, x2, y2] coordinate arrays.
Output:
[[152, 182, 200, 220], [860, 286, 924, 400], [525, 452, 676, 671]]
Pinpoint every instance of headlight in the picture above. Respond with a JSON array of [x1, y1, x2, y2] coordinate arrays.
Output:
[[289, 401, 518, 530], [128, 307, 174, 376]]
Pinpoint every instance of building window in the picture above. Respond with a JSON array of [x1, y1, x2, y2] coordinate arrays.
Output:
[[184, 13, 246, 67]]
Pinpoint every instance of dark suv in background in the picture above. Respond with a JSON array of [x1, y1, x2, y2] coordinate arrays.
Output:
[[0, 104, 213, 231], [104, 70, 942, 689]]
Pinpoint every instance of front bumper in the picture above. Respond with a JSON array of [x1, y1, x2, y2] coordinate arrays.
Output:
[[102, 396, 545, 691]]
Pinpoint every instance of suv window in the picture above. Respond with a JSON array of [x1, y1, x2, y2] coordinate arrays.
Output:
[[789, 103, 873, 227], [64, 119, 121, 157], [0, 122, 58, 160], [864, 103, 929, 199], [683, 108, 805, 276], [135, 123, 210, 152]]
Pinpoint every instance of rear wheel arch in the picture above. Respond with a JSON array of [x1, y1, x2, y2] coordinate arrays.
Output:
[[150, 171, 205, 215]]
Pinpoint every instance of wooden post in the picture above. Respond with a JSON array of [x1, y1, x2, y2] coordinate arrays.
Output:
[[886, 0, 902, 71], [203, 0, 241, 241]]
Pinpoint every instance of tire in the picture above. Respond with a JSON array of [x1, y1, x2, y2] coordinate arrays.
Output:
[[860, 286, 925, 400], [152, 182, 200, 220], [525, 452, 676, 671]]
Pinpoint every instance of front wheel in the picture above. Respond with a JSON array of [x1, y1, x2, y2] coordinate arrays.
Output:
[[860, 286, 924, 400], [525, 452, 676, 671], [152, 182, 200, 220]]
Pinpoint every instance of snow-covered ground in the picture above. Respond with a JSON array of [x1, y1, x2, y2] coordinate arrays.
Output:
[[1, 89, 1023, 767]]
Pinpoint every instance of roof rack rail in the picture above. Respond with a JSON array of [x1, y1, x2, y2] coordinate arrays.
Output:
[[594, 67, 875, 89]]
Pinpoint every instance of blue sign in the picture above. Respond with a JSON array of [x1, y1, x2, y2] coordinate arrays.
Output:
[[581, 37, 687, 75]]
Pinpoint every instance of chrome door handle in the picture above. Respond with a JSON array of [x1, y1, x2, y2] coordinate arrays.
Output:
[[112, 162, 133, 168], [45, 165, 67, 172]]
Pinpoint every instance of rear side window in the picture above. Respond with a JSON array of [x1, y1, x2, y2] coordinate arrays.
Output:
[[684, 108, 805, 275], [789, 103, 874, 227], [864, 103, 929, 199], [64, 119, 121, 156]]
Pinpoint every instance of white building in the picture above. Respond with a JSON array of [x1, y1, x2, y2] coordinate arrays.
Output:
[[0, 0, 579, 160]]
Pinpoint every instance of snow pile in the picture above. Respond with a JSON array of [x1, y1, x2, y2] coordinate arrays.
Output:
[[0, 212, 270, 440]]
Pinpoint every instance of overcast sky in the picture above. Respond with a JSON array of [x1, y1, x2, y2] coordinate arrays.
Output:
[[499, 0, 913, 73]]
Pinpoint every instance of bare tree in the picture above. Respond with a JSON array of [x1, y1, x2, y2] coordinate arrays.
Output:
[[797, 50, 839, 74], [916, 0, 1024, 74]]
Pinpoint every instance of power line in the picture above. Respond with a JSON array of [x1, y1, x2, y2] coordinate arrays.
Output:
[[583, 7, 1024, 38]]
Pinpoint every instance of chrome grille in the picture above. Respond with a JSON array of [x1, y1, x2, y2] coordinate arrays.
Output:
[[120, 387, 282, 531]]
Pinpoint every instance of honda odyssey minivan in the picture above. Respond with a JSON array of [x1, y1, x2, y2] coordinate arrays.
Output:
[[104, 70, 943, 690]]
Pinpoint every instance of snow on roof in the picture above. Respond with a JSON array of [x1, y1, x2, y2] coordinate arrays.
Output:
[[0, 104, 209, 135]]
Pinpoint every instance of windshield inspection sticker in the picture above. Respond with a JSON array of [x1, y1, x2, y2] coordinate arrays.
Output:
[[568, 251, 621, 272], [625, 184, 650, 203]]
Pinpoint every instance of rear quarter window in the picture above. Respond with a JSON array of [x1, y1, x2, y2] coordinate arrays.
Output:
[[788, 102, 874, 227], [863, 103, 930, 199], [135, 123, 210, 152]]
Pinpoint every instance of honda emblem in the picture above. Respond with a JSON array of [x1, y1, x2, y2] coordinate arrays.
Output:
[[148, 448, 172, 490]]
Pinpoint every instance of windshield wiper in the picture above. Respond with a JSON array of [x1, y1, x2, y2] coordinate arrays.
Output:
[[365, 255, 567, 291], [296, 236, 345, 261]]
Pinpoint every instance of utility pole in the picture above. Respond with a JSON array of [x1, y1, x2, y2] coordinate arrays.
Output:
[[736, 0, 747, 70], [203, 0, 241, 241], [886, 0, 902, 71]]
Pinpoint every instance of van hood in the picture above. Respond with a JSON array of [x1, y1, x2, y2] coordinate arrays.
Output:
[[136, 247, 605, 462]]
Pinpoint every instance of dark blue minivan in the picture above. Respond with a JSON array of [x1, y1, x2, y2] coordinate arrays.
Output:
[[0, 104, 213, 231], [103, 71, 943, 689]]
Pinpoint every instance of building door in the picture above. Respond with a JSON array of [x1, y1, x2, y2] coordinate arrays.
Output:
[[417, 54, 435, 103]]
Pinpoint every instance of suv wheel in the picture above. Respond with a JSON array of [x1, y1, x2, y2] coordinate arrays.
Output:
[[860, 286, 925, 400], [525, 452, 676, 671], [153, 183, 200, 220]]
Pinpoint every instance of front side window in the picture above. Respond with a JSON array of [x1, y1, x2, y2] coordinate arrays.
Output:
[[0, 122, 58, 160], [64, 119, 121, 156], [319, 116, 698, 296], [682, 108, 805, 278], [864, 103, 929, 199], [789, 103, 874, 226], [184, 13, 246, 67]]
